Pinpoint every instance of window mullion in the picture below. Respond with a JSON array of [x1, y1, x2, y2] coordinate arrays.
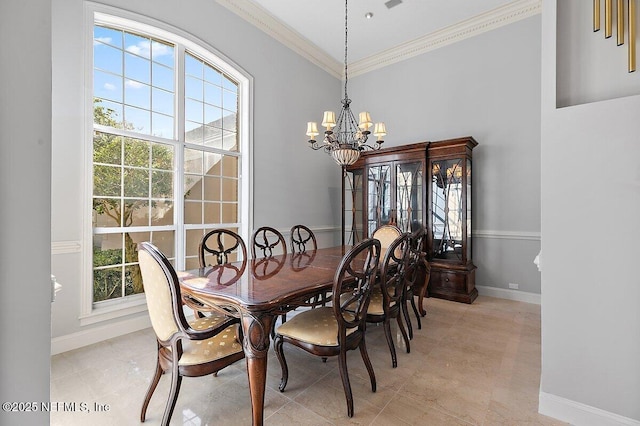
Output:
[[174, 43, 186, 270]]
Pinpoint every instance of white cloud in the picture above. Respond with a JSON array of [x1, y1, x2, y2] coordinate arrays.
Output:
[[125, 80, 145, 89], [94, 37, 112, 46], [103, 83, 116, 91], [125, 40, 172, 59]]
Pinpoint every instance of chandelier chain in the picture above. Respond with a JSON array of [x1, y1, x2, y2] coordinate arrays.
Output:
[[344, 0, 349, 100]]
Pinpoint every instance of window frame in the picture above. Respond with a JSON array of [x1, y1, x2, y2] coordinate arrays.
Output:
[[80, 3, 253, 325]]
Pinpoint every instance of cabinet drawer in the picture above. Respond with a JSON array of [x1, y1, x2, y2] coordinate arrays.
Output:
[[430, 270, 466, 293]]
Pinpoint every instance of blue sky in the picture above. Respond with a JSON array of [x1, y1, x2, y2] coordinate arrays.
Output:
[[93, 25, 237, 139]]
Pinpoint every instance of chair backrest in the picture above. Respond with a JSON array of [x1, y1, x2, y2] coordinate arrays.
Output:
[[372, 224, 402, 260], [290, 224, 317, 253], [406, 225, 426, 286], [333, 238, 381, 333], [138, 242, 189, 342], [251, 226, 287, 258], [379, 233, 411, 310], [199, 229, 247, 267]]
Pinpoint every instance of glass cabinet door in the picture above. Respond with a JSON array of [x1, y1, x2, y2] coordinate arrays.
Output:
[[396, 161, 423, 233], [367, 164, 391, 235], [431, 158, 465, 261], [344, 169, 364, 245]]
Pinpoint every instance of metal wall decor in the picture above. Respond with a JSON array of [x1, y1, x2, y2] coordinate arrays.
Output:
[[594, 0, 637, 72]]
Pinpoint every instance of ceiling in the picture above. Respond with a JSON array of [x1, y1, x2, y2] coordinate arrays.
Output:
[[248, 0, 518, 63]]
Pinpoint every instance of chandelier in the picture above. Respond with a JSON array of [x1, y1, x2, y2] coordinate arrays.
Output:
[[305, 0, 386, 166]]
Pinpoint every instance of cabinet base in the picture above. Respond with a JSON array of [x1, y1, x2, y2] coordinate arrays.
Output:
[[428, 287, 478, 304]]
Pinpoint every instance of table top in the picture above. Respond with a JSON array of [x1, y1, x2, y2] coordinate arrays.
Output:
[[179, 246, 352, 312]]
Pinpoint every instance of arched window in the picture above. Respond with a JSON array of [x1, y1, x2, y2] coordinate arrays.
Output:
[[87, 8, 251, 310]]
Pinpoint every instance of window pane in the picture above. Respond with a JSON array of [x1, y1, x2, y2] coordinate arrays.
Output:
[[184, 149, 203, 174], [94, 26, 123, 49], [124, 138, 150, 167], [152, 62, 174, 91], [184, 201, 202, 224], [185, 76, 203, 101], [93, 266, 122, 302], [184, 175, 202, 200], [93, 198, 122, 227], [204, 83, 221, 107], [93, 132, 121, 165], [204, 152, 222, 176], [203, 176, 220, 200], [151, 201, 173, 226], [151, 143, 174, 170], [151, 39, 174, 67], [125, 33, 151, 59], [94, 71, 123, 103], [204, 105, 222, 125], [129, 200, 150, 227], [152, 87, 174, 116], [221, 155, 238, 177], [152, 113, 174, 139], [152, 170, 173, 198], [185, 121, 203, 144], [221, 202, 237, 223], [185, 54, 203, 77], [222, 89, 237, 112], [125, 52, 150, 84], [94, 99, 123, 128], [152, 230, 174, 257], [94, 43, 122, 75], [204, 202, 220, 223], [123, 168, 149, 197], [94, 164, 121, 197], [223, 76, 237, 92], [221, 178, 237, 202], [185, 99, 203, 124], [223, 130, 238, 152], [125, 80, 151, 110], [93, 234, 123, 267], [204, 64, 222, 85], [124, 105, 151, 134], [204, 125, 222, 149]]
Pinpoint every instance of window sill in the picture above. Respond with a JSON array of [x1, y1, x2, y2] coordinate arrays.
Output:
[[79, 294, 148, 326]]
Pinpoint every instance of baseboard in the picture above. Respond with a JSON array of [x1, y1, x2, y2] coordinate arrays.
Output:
[[476, 285, 541, 305], [51, 314, 151, 355], [539, 392, 640, 426]]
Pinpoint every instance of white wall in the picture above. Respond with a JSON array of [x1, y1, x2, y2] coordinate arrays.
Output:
[[540, 0, 640, 423], [349, 16, 543, 295], [0, 1, 52, 425], [51, 0, 341, 345]]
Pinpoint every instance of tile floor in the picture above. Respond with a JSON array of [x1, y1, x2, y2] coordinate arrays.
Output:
[[51, 296, 567, 425]]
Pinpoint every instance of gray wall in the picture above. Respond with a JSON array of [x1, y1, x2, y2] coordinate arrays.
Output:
[[349, 16, 543, 295], [0, 0, 52, 425], [51, 0, 340, 341], [540, 0, 640, 422]]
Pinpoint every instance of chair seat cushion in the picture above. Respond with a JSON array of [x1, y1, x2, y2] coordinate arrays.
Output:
[[367, 287, 385, 316], [275, 307, 356, 346], [177, 316, 243, 366]]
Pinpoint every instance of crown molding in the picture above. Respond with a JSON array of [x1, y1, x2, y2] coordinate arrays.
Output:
[[350, 0, 542, 76], [216, 0, 343, 78], [217, 0, 541, 79]]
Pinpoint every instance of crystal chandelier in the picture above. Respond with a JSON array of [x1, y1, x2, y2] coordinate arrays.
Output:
[[305, 0, 386, 166]]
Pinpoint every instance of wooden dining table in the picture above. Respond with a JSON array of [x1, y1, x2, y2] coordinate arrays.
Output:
[[178, 246, 352, 426]]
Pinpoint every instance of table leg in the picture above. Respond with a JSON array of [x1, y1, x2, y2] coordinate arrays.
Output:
[[241, 312, 274, 426]]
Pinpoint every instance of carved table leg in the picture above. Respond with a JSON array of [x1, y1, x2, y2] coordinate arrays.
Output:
[[241, 312, 274, 426]]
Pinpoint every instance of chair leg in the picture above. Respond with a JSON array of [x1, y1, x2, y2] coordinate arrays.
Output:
[[274, 336, 289, 392], [396, 314, 410, 354], [410, 296, 422, 330], [140, 353, 163, 422], [403, 298, 414, 340], [382, 319, 398, 368], [161, 366, 182, 426], [358, 338, 376, 394], [337, 349, 354, 418]]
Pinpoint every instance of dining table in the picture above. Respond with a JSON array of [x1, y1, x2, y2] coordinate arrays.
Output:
[[178, 245, 353, 426]]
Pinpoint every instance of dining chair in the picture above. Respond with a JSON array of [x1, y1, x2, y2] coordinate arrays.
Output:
[[372, 224, 402, 261], [189, 229, 248, 318], [273, 238, 381, 418], [364, 232, 411, 368], [403, 225, 429, 339], [290, 224, 317, 253], [251, 226, 287, 258], [199, 228, 247, 267], [137, 242, 245, 426]]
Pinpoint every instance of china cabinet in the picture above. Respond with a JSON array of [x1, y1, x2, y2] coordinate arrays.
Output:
[[342, 137, 477, 303]]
